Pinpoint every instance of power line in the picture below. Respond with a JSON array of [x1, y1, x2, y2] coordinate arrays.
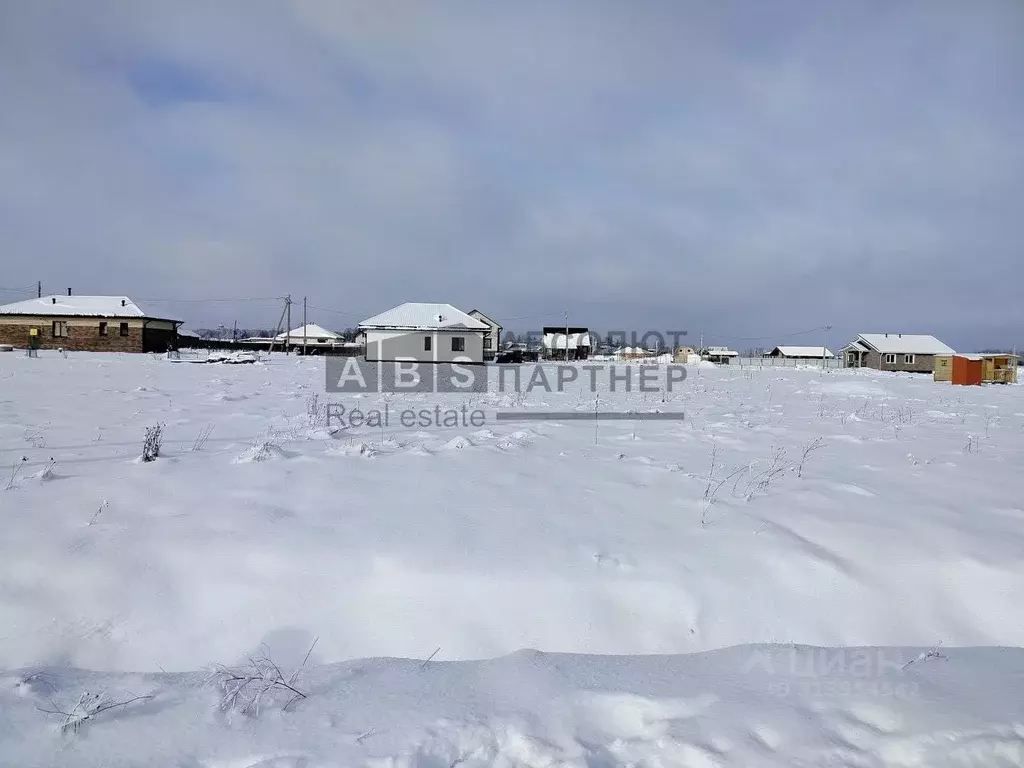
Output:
[[304, 305, 368, 317], [136, 296, 286, 304], [727, 325, 832, 342]]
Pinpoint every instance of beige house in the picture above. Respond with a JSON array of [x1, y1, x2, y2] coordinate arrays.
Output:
[[841, 333, 954, 373], [468, 309, 502, 361], [0, 294, 182, 352]]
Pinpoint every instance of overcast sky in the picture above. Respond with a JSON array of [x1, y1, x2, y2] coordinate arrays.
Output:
[[1, 1, 1021, 349]]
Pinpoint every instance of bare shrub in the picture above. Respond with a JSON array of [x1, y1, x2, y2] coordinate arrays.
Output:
[[191, 423, 214, 451], [141, 423, 164, 462], [902, 641, 949, 670], [735, 446, 790, 500], [250, 427, 282, 461], [306, 393, 328, 428], [89, 500, 109, 526], [38, 691, 153, 734], [701, 446, 745, 527], [23, 423, 50, 448], [797, 438, 826, 478], [208, 640, 316, 716], [5, 456, 28, 491]]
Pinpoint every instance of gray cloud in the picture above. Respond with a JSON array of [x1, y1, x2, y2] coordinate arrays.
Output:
[[0, 1, 1021, 348]]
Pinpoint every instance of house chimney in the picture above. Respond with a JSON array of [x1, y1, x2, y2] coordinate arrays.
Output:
[[51, 297, 56, 304], [121, 299, 126, 307], [67, 288, 71, 296]]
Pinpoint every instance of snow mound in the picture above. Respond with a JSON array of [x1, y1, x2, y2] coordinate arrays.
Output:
[[2, 646, 1023, 767], [214, 392, 250, 402], [327, 441, 377, 459], [304, 426, 347, 441], [233, 442, 290, 463], [441, 436, 474, 451]]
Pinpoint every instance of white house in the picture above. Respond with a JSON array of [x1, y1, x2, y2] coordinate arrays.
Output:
[[541, 326, 592, 360], [275, 323, 341, 353], [767, 345, 835, 359], [702, 346, 739, 364], [239, 323, 343, 353], [359, 303, 489, 364]]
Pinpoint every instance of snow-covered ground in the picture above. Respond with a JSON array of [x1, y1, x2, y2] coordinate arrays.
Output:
[[1, 351, 1022, 766]]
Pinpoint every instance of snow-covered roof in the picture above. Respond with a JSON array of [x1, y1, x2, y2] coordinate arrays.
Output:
[[274, 323, 340, 341], [468, 309, 502, 329], [704, 348, 738, 357], [856, 334, 954, 355], [774, 346, 835, 358], [359, 303, 488, 331], [178, 328, 201, 338], [0, 294, 179, 321], [542, 332, 592, 349]]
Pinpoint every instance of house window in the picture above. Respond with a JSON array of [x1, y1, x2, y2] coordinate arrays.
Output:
[[52, 320, 67, 337], [451, 336, 465, 352], [484, 336, 492, 350], [904, 354, 915, 364], [119, 322, 129, 337], [424, 336, 432, 351], [884, 353, 896, 364], [99, 322, 108, 336]]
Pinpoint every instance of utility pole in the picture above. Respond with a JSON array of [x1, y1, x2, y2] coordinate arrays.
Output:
[[285, 295, 292, 355], [268, 297, 288, 355], [37, 281, 41, 298], [232, 320, 238, 343], [302, 297, 307, 356], [565, 309, 570, 362], [822, 325, 832, 372]]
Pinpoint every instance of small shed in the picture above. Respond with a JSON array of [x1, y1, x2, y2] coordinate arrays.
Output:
[[937, 353, 1018, 384], [951, 355, 983, 386], [673, 346, 697, 363], [980, 353, 1018, 384]]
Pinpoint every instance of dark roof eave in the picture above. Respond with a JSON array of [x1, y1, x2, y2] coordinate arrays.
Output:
[[0, 312, 183, 323]]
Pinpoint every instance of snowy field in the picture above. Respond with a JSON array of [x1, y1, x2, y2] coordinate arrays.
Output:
[[1, 351, 1023, 767]]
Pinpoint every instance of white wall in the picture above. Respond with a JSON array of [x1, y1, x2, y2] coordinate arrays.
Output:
[[363, 329, 484, 363]]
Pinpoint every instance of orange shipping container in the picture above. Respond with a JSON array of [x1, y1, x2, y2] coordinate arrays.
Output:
[[951, 355, 983, 386]]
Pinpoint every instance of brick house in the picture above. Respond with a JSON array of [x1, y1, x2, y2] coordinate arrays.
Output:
[[840, 333, 954, 373], [0, 294, 183, 352]]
